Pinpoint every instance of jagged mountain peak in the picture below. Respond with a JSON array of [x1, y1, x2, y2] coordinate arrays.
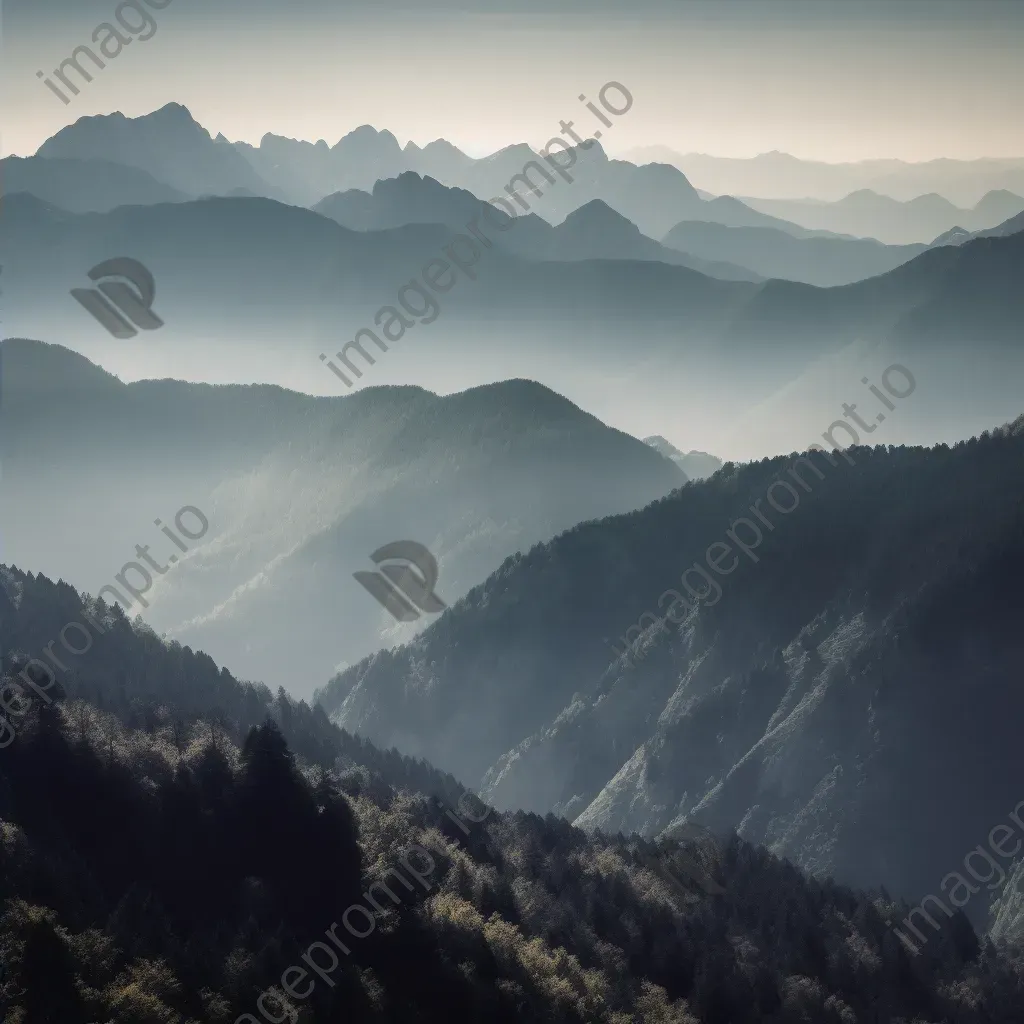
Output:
[[562, 198, 638, 229], [332, 124, 401, 151]]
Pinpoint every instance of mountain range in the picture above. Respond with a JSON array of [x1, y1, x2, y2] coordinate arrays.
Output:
[[0, 154, 187, 212], [318, 416, 1024, 940], [643, 437, 723, 482], [315, 175, 763, 282], [6, 91, 1024, 1024], [741, 189, 1024, 246], [4, 183, 1024, 460], [661, 218, 928, 287], [18, 103, 881, 243], [932, 209, 1024, 247], [627, 148, 1024, 207], [37, 104, 282, 200], [21, 105, 1024, 268], [0, 339, 684, 696], [4, 563, 1022, 1023]]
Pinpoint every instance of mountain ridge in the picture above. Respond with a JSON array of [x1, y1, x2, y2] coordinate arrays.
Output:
[[3, 562, 1021, 1022], [317, 420, 1024, 931], [1, 339, 684, 696]]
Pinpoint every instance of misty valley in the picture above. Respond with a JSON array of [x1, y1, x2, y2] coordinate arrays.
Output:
[[2, 2, 1024, 1021]]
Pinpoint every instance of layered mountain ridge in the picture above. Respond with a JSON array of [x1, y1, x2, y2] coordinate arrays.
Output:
[[0, 339, 684, 696], [318, 418, 1024, 935], [3, 564, 1022, 1022]]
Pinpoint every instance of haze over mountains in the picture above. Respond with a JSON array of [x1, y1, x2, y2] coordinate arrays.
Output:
[[661, 218, 928, 287], [25, 104, 1024, 249], [742, 189, 1024, 246], [7, 102, 1024, 699], [0, 339, 685, 695], [642, 437, 723, 482], [627, 148, 1024, 206], [6, 58, 1024, 1023], [37, 104, 283, 201], [315, 177, 763, 282], [319, 419, 1024, 937], [32, 103, 809, 240], [5, 174, 1023, 461], [5, 563, 1023, 1024]]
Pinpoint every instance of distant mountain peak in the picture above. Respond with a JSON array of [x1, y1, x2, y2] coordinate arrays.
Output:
[[978, 188, 1024, 204], [370, 171, 465, 203], [581, 139, 609, 161], [408, 138, 464, 157], [562, 198, 636, 230], [333, 124, 400, 150], [642, 436, 723, 481], [132, 102, 211, 139], [0, 338, 122, 395], [642, 434, 684, 459], [972, 189, 1024, 216], [38, 102, 213, 152], [485, 142, 541, 164], [258, 132, 330, 151], [387, 170, 431, 186], [153, 100, 197, 121], [931, 225, 971, 246], [906, 192, 958, 210], [458, 377, 580, 409]]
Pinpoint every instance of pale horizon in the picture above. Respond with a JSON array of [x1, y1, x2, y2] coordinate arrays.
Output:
[[3, 0, 1023, 162], [8, 101, 1024, 169]]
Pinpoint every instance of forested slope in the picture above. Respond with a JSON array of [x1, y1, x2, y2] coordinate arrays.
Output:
[[3, 568, 1024, 1021], [320, 420, 1024, 926]]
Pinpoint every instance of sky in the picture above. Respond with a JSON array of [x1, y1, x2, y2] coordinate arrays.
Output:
[[2, 0, 1023, 162]]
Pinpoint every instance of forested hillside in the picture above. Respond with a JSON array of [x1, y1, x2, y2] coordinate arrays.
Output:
[[1, 339, 682, 695], [2, 569, 1024, 1021], [320, 419, 1024, 929]]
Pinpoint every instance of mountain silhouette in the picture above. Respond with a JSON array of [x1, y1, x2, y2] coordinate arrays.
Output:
[[30, 104, 826, 242], [3, 191, 1023, 458], [642, 436, 723, 481], [1, 339, 683, 695], [316, 176, 762, 280], [663, 218, 927, 286], [38, 102, 282, 200], [627, 148, 1024, 206], [742, 188, 1024, 244], [318, 418, 1024, 928], [3, 559, 1015, 1022], [0, 154, 186, 212]]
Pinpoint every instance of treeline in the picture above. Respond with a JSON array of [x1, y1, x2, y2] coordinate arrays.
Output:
[[1, 570, 1024, 1019], [309, 419, 1024, 914], [0, 564, 468, 808], [0, 695, 1023, 1021]]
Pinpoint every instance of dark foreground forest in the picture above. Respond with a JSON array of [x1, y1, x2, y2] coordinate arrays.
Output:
[[2, 566, 1024, 1022]]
